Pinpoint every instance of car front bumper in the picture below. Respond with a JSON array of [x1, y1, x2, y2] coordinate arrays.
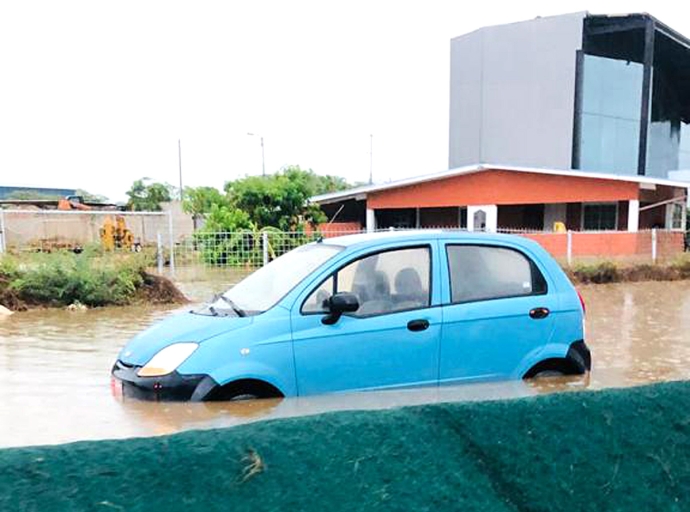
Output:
[[111, 359, 218, 401]]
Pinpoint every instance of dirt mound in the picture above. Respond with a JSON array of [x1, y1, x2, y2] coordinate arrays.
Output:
[[0, 275, 27, 311], [137, 272, 189, 305], [2, 381, 690, 512]]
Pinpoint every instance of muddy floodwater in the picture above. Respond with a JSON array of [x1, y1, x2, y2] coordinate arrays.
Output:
[[1, 273, 690, 448]]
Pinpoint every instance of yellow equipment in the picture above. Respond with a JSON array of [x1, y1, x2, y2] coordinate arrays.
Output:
[[553, 221, 567, 233], [100, 215, 135, 251]]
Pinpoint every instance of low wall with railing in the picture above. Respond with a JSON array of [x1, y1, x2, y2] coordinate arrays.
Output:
[[519, 230, 685, 263]]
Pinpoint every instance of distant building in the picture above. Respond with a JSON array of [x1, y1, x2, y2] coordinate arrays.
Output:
[[0, 186, 76, 200], [449, 12, 690, 179]]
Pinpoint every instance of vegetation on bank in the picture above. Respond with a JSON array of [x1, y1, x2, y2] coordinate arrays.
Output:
[[566, 256, 690, 284], [0, 251, 187, 311]]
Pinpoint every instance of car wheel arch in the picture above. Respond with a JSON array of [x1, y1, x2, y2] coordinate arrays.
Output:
[[200, 378, 285, 401]]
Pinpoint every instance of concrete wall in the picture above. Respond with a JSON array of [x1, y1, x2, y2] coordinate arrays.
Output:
[[449, 12, 586, 169], [1, 201, 193, 249]]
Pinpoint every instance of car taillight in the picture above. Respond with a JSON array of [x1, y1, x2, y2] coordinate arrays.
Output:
[[577, 289, 586, 315]]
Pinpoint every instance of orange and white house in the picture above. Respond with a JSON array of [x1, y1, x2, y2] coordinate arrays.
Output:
[[311, 165, 689, 260]]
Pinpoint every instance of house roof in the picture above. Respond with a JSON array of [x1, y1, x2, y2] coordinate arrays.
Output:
[[311, 164, 690, 205]]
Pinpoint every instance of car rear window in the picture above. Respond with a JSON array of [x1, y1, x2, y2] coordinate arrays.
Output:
[[446, 245, 547, 304]]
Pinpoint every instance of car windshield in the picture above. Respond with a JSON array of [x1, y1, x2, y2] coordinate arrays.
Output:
[[202, 243, 343, 316]]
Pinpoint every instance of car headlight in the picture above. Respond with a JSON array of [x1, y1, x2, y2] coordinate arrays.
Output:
[[137, 343, 199, 377]]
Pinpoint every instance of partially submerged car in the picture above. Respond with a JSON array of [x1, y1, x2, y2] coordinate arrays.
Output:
[[112, 231, 590, 401]]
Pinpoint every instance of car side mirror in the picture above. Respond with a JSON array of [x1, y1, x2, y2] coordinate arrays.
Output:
[[322, 292, 359, 325]]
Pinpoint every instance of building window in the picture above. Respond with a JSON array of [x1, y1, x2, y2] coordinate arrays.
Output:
[[582, 203, 618, 231], [577, 55, 644, 176], [672, 203, 684, 231]]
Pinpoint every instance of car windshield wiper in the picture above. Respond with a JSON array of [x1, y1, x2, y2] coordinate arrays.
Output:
[[216, 295, 246, 317]]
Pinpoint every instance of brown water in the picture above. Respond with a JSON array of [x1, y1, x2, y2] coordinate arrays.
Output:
[[1, 275, 689, 448]]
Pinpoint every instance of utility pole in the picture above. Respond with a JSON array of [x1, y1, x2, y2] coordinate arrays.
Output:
[[369, 134, 373, 184], [178, 139, 183, 200], [247, 133, 266, 176]]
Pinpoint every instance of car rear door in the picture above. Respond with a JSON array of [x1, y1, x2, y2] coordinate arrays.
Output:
[[290, 243, 443, 396], [439, 241, 557, 383]]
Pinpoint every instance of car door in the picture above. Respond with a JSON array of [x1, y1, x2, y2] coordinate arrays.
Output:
[[291, 244, 442, 396], [439, 242, 557, 383]]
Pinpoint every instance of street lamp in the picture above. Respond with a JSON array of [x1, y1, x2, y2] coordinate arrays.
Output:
[[247, 132, 266, 176]]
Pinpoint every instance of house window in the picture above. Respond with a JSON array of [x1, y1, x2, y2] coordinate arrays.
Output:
[[582, 203, 617, 231], [672, 203, 684, 231]]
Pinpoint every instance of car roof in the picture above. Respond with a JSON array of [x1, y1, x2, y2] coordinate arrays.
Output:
[[320, 230, 530, 249]]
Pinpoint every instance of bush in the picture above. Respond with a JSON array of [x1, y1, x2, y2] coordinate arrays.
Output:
[[568, 260, 619, 284], [194, 227, 319, 267], [0, 255, 19, 279], [9, 252, 146, 307], [671, 254, 690, 279]]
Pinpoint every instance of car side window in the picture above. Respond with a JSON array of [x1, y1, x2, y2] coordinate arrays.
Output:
[[446, 245, 546, 304], [302, 246, 431, 317], [302, 276, 334, 314]]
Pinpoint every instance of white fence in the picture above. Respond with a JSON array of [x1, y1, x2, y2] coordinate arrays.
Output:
[[172, 228, 687, 269], [1, 213, 685, 271]]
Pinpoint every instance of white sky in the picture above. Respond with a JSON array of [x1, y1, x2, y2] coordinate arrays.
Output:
[[1, 1, 687, 202]]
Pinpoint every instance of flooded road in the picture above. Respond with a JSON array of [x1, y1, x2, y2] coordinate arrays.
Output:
[[1, 275, 689, 448]]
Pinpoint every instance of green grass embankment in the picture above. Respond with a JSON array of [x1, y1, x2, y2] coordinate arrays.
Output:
[[0, 252, 186, 310], [565, 257, 690, 284], [2, 381, 689, 511]]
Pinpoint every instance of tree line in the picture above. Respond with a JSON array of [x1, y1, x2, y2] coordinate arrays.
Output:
[[125, 165, 355, 232]]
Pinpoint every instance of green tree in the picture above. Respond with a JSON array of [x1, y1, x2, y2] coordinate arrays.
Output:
[[201, 203, 251, 232], [224, 166, 350, 230], [126, 179, 173, 211], [183, 186, 228, 216], [183, 186, 229, 229]]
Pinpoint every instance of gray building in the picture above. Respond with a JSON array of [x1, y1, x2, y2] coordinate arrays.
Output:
[[449, 12, 690, 179]]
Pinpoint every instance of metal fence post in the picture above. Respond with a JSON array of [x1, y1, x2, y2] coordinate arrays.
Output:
[[0, 209, 6, 254], [652, 228, 658, 263], [262, 232, 269, 266], [167, 211, 176, 277], [156, 232, 163, 275], [566, 230, 573, 266]]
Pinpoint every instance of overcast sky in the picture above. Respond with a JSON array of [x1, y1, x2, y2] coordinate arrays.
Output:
[[1, 1, 687, 202]]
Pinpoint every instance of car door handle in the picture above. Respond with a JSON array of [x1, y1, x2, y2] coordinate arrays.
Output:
[[407, 319, 430, 332], [529, 307, 550, 320]]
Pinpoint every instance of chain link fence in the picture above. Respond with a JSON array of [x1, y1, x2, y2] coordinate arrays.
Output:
[[173, 227, 688, 269], [1, 210, 685, 272]]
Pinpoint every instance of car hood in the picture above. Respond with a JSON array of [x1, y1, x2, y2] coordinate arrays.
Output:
[[118, 311, 253, 366]]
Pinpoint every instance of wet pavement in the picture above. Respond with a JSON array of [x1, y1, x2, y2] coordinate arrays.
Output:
[[1, 274, 689, 448]]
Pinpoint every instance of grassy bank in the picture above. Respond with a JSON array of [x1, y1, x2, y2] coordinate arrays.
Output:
[[0, 252, 187, 310], [565, 257, 690, 284], [1, 381, 689, 511]]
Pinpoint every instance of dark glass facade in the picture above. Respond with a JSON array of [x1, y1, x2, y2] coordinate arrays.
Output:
[[579, 54, 643, 174], [574, 15, 690, 178], [647, 33, 690, 177]]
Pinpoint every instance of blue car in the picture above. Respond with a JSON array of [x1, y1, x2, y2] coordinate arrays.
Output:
[[112, 231, 590, 401]]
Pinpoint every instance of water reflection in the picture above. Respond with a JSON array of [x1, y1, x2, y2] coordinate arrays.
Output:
[[1, 277, 689, 448]]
